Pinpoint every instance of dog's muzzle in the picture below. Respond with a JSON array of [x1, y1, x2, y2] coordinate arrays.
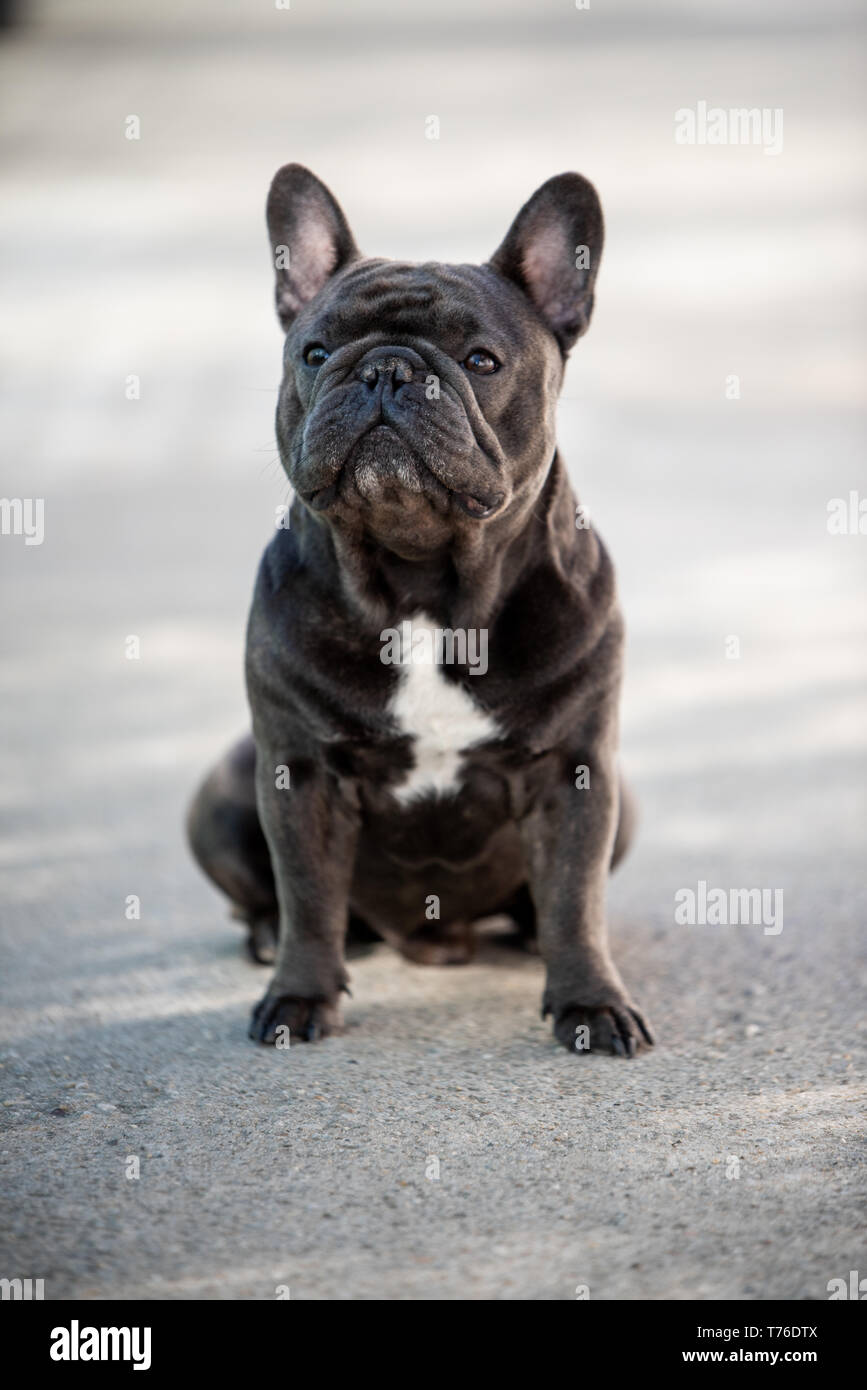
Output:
[[295, 343, 506, 520]]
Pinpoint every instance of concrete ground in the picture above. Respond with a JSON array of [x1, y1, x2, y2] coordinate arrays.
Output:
[[1, 0, 865, 1299]]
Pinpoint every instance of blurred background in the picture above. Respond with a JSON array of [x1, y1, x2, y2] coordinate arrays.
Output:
[[0, 0, 865, 1300]]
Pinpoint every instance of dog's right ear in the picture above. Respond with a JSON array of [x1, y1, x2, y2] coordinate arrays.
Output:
[[266, 164, 360, 331]]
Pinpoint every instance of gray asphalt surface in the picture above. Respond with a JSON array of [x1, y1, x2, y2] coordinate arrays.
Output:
[[1, 0, 865, 1299]]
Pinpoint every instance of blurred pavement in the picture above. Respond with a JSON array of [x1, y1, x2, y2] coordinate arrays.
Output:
[[0, 0, 865, 1299]]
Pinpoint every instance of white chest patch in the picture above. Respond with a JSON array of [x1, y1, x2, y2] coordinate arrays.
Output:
[[386, 615, 500, 804]]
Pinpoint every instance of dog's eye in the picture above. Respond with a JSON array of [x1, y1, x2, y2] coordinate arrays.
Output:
[[304, 344, 330, 367], [463, 350, 499, 375]]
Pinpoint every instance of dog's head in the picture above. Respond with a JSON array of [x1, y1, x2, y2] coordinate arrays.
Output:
[[267, 165, 603, 558]]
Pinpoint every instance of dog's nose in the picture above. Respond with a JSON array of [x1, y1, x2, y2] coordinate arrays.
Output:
[[358, 354, 415, 389]]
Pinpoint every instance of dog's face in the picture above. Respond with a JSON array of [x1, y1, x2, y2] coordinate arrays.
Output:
[[268, 166, 603, 558]]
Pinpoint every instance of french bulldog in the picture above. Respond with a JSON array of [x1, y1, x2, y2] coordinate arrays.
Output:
[[187, 164, 653, 1056]]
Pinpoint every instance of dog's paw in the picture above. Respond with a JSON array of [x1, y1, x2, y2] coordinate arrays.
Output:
[[249, 991, 343, 1045], [546, 998, 654, 1057]]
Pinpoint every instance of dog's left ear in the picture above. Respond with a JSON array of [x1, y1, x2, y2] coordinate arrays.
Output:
[[489, 173, 604, 353], [267, 164, 360, 331]]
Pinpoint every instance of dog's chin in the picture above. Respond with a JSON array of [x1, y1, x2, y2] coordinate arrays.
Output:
[[348, 426, 444, 507], [338, 428, 453, 555]]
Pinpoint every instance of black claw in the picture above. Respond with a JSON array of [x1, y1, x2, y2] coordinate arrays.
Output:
[[611, 1033, 627, 1057], [632, 1010, 655, 1047], [612, 1011, 636, 1057], [249, 997, 280, 1043]]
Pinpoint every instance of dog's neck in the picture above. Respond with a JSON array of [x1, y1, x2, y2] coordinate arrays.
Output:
[[290, 451, 592, 631]]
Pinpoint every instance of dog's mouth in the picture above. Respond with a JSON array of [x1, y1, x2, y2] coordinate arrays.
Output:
[[303, 425, 503, 520]]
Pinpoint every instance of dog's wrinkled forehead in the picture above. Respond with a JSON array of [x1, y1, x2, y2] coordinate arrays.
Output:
[[293, 258, 535, 355]]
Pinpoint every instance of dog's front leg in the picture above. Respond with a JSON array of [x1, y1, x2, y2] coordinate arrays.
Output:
[[521, 731, 654, 1057], [248, 751, 358, 1045]]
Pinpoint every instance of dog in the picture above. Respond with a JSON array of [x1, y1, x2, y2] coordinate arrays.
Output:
[[187, 164, 653, 1057]]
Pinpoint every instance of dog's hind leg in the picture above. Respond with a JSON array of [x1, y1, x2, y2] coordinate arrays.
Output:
[[186, 734, 280, 962]]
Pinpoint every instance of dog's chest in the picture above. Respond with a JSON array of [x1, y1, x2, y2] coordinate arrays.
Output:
[[386, 616, 499, 803]]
